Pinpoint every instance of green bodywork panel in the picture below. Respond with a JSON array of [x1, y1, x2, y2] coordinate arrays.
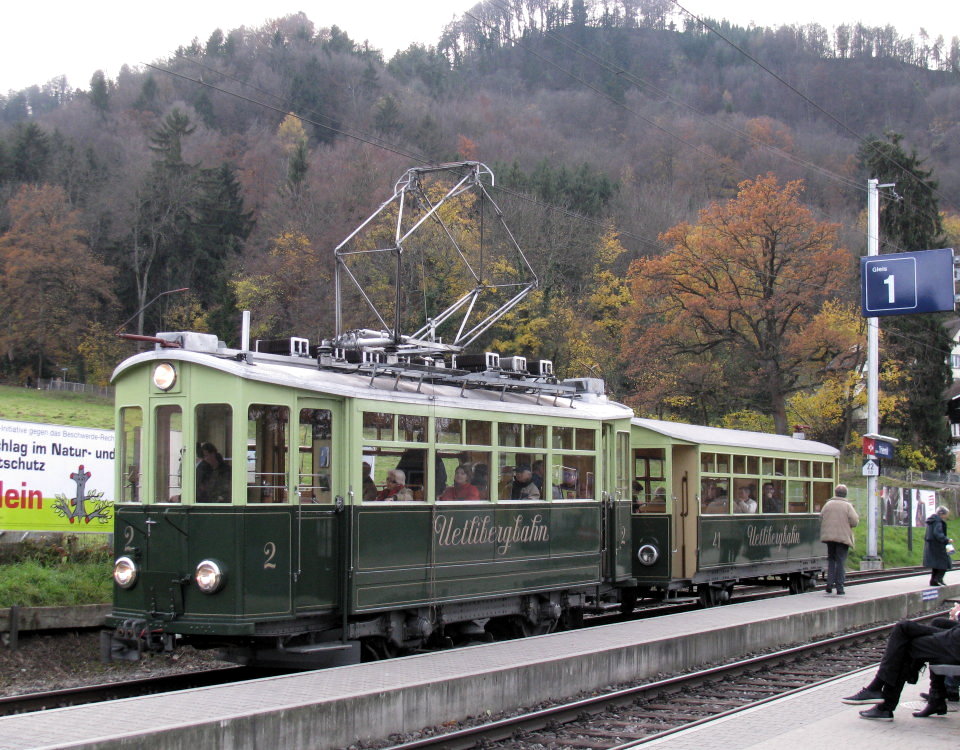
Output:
[[110, 505, 340, 633], [631, 515, 672, 582], [698, 515, 823, 568], [352, 502, 601, 611]]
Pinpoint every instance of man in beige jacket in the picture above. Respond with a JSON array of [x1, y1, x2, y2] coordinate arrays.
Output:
[[820, 484, 859, 595]]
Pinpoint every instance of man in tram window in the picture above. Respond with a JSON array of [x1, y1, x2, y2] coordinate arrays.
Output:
[[197, 442, 231, 502], [511, 465, 541, 500], [761, 482, 783, 513], [559, 467, 578, 498]]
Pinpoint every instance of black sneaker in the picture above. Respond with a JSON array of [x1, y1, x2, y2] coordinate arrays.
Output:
[[825, 587, 833, 594], [842, 687, 884, 704], [859, 705, 894, 720]]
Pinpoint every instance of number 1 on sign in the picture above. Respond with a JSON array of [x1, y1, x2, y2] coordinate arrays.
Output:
[[883, 274, 894, 303]]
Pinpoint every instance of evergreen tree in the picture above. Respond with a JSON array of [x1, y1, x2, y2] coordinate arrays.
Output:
[[89, 71, 110, 116], [858, 133, 952, 469], [10, 122, 51, 183]]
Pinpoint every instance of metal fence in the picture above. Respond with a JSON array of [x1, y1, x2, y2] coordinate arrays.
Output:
[[36, 379, 113, 399]]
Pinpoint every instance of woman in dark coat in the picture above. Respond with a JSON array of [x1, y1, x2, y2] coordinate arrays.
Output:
[[923, 506, 953, 586]]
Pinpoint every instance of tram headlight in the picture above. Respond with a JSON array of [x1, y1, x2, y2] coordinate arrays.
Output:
[[113, 556, 139, 589], [194, 559, 225, 594], [152, 363, 177, 391], [637, 543, 660, 566]]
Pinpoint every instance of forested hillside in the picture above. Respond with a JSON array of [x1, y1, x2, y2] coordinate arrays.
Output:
[[2, 1, 959, 465]]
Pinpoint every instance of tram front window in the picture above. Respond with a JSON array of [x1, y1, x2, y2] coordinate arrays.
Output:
[[155, 405, 182, 503], [119, 407, 142, 503], [298, 408, 332, 503], [247, 405, 289, 503], [195, 404, 232, 503]]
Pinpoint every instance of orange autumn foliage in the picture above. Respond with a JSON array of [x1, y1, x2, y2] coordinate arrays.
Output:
[[625, 174, 853, 432]]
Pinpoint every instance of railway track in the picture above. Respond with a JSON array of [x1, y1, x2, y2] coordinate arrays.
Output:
[[587, 564, 931, 625], [0, 666, 255, 717], [0, 567, 935, 717], [381, 621, 914, 750]]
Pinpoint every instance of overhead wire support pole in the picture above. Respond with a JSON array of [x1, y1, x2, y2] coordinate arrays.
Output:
[[863, 178, 895, 570]]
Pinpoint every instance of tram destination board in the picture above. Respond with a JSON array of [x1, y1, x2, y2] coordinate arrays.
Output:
[[860, 247, 955, 317]]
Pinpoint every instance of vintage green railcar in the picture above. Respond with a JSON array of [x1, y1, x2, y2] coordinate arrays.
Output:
[[105, 333, 637, 666], [626, 418, 836, 606]]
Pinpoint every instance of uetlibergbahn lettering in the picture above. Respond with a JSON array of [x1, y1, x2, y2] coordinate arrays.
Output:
[[0, 481, 43, 509], [433, 513, 550, 554]]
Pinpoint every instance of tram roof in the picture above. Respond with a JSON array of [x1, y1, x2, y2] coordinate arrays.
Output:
[[632, 417, 839, 457], [113, 347, 633, 422]]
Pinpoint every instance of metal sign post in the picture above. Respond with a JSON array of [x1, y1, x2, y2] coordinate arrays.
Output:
[[859, 178, 954, 570]]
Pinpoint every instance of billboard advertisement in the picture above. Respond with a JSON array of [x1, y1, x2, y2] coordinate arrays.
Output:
[[0, 419, 114, 533], [881, 486, 938, 528]]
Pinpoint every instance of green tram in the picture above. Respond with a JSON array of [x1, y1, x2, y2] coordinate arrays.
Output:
[[105, 332, 837, 667], [106, 332, 636, 666], [628, 418, 837, 607]]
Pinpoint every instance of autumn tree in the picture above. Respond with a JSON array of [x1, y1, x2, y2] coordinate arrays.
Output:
[[785, 300, 905, 449], [624, 175, 853, 433], [0, 184, 115, 379]]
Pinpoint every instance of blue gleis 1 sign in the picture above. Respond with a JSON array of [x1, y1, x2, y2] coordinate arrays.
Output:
[[860, 247, 956, 317]]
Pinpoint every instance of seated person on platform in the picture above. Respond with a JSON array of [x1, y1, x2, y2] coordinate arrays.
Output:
[[196, 442, 231, 502], [375, 468, 414, 501], [438, 464, 481, 501], [843, 601, 960, 720], [734, 486, 758, 513], [361, 462, 377, 502], [510, 465, 541, 500]]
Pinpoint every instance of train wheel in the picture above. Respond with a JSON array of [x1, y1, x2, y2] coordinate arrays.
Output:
[[788, 573, 806, 595], [719, 583, 734, 604], [360, 637, 397, 661], [698, 584, 717, 608]]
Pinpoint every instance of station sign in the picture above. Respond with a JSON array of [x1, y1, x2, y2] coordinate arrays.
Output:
[[860, 247, 955, 317], [862, 458, 879, 477], [862, 436, 895, 459]]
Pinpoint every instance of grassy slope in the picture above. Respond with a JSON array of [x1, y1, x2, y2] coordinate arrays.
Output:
[[0, 385, 114, 429]]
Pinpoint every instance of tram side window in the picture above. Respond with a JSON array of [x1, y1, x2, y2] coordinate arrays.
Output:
[[701, 477, 729, 514], [437, 451, 491, 500], [155, 405, 182, 503], [633, 449, 667, 513], [812, 481, 832, 512], [551, 455, 595, 500], [195, 404, 233, 503], [732, 479, 758, 513], [362, 448, 431, 501], [247, 405, 289, 503], [119, 407, 142, 503], [500, 452, 547, 500], [787, 481, 810, 512], [299, 408, 332, 504], [760, 480, 785, 513]]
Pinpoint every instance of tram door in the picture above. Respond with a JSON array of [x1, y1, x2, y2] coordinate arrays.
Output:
[[604, 427, 633, 581], [292, 398, 343, 612], [671, 445, 698, 580]]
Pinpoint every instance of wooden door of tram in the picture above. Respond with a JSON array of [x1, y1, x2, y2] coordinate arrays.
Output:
[[671, 445, 698, 580], [603, 426, 633, 581]]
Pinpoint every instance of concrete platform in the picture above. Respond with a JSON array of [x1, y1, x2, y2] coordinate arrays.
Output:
[[0, 576, 956, 750], [641, 668, 959, 750]]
